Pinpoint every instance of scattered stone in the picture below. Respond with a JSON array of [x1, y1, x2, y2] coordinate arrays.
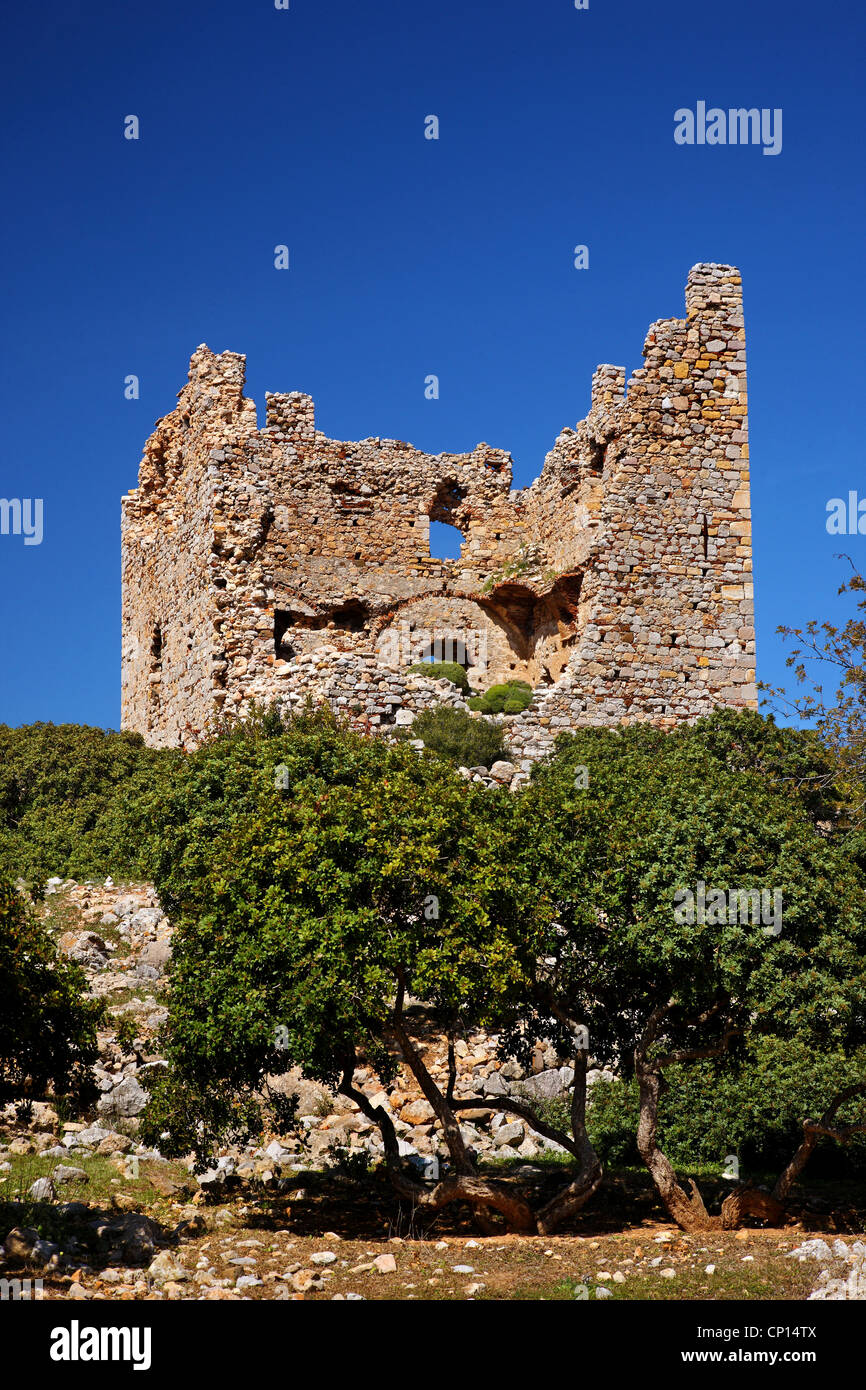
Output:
[[53, 1165, 89, 1186], [97, 1075, 149, 1118], [786, 1239, 834, 1262], [148, 1251, 188, 1285], [92, 1212, 157, 1263], [3, 1227, 41, 1263], [28, 1177, 55, 1202], [400, 1099, 435, 1126], [493, 1121, 524, 1147]]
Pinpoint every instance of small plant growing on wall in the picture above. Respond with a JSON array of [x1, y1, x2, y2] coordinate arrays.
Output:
[[468, 681, 533, 715], [406, 660, 470, 694]]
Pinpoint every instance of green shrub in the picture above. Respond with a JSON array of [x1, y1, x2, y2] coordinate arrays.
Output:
[[325, 1144, 371, 1180], [406, 661, 470, 694], [584, 1039, 866, 1175], [468, 681, 533, 715], [0, 723, 175, 886], [410, 707, 505, 768], [585, 1078, 641, 1166], [0, 874, 103, 1101], [114, 1015, 140, 1060]]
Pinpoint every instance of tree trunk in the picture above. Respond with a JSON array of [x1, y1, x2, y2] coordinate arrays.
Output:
[[773, 1136, 817, 1206], [390, 1014, 475, 1176], [340, 1071, 535, 1230], [536, 1048, 603, 1233], [422, 1175, 536, 1232], [772, 1082, 866, 1204], [720, 1186, 786, 1228], [339, 1068, 425, 1203], [636, 1061, 719, 1232]]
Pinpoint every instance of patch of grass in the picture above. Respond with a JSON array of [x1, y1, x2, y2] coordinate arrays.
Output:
[[0, 1150, 190, 1219], [104, 986, 164, 1009], [481, 1149, 574, 1171]]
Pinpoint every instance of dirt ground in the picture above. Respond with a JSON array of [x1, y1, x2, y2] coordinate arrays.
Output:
[[5, 1160, 863, 1301]]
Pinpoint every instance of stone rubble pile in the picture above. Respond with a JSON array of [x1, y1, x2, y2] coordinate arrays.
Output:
[[787, 1238, 866, 1301], [266, 650, 535, 788]]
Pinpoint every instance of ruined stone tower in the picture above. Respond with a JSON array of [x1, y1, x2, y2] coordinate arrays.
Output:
[[121, 263, 756, 758]]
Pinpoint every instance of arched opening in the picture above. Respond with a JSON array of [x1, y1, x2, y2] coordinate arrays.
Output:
[[414, 635, 471, 668]]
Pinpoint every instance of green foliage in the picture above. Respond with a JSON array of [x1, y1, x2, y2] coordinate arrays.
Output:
[[514, 717, 866, 1050], [586, 1039, 866, 1174], [0, 722, 175, 886], [468, 682, 533, 715], [324, 1144, 371, 1179], [481, 547, 535, 594], [139, 709, 541, 1167], [408, 706, 506, 768], [662, 1039, 866, 1173], [504, 709, 866, 1098], [763, 565, 866, 867], [407, 661, 470, 694], [114, 1014, 139, 1059], [0, 874, 103, 1101]]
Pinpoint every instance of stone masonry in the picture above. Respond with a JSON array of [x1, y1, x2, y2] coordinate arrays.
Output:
[[121, 263, 756, 757]]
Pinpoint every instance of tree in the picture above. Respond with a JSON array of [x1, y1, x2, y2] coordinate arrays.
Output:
[[141, 708, 570, 1231], [586, 1037, 866, 1177], [762, 563, 866, 861], [510, 711, 866, 1231], [0, 874, 103, 1102]]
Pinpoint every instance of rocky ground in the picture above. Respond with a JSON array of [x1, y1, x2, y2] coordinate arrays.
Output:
[[1, 881, 864, 1301]]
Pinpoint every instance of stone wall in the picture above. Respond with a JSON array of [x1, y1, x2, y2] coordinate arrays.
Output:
[[121, 263, 756, 753]]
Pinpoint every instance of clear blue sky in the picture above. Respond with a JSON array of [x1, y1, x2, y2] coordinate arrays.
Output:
[[1, 0, 863, 730]]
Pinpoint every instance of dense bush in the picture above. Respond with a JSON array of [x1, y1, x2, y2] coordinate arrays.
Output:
[[507, 709, 866, 1228], [468, 681, 533, 715], [0, 873, 103, 1101], [0, 723, 174, 887], [408, 706, 506, 768], [406, 660, 470, 694], [768, 565, 866, 868], [139, 708, 543, 1196], [586, 1040, 866, 1176]]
